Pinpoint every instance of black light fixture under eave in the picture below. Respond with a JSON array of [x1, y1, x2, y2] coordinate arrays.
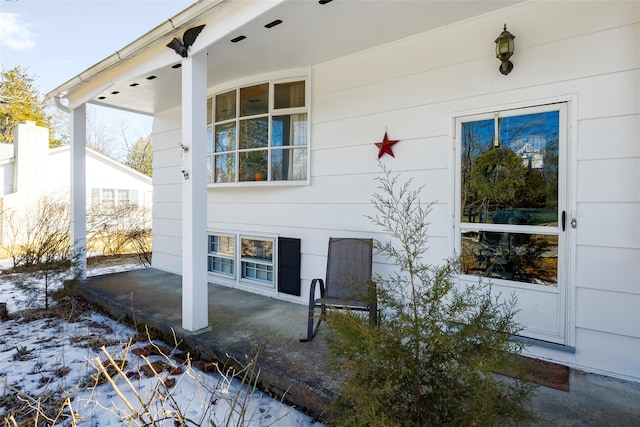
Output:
[[495, 24, 515, 75]]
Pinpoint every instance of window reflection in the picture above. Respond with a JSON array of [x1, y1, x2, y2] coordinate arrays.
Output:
[[461, 111, 559, 227], [461, 231, 558, 286], [239, 150, 268, 182], [271, 148, 307, 181], [274, 81, 305, 109], [240, 84, 268, 117], [215, 90, 236, 122], [214, 153, 235, 183], [215, 122, 236, 152], [239, 118, 268, 149], [241, 238, 273, 261]]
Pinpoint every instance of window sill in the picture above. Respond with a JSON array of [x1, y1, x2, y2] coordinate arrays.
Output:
[[208, 179, 310, 188], [512, 336, 576, 353]]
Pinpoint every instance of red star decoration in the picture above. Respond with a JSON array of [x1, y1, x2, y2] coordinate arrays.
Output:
[[375, 131, 399, 159]]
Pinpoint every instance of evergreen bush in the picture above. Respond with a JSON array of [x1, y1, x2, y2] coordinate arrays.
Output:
[[326, 164, 536, 426]]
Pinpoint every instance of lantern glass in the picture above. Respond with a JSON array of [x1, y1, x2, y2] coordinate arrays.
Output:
[[497, 39, 512, 56], [495, 25, 515, 59], [495, 25, 515, 75]]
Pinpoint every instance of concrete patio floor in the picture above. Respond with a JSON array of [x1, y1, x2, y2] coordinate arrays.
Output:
[[77, 267, 337, 418], [78, 268, 640, 425]]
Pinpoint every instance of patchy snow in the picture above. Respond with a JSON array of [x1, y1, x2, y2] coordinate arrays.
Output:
[[0, 260, 144, 314], [0, 261, 324, 426]]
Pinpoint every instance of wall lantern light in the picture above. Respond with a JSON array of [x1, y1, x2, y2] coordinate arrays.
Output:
[[495, 24, 515, 75]]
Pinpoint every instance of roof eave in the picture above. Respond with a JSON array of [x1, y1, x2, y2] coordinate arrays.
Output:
[[45, 0, 228, 102]]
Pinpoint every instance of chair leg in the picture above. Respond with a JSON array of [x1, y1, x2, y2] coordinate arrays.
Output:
[[311, 316, 323, 341], [301, 304, 319, 342], [301, 304, 326, 342], [301, 279, 324, 342]]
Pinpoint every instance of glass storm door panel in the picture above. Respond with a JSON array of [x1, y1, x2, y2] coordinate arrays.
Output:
[[456, 104, 568, 344]]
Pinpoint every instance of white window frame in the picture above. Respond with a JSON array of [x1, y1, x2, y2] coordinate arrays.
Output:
[[452, 99, 577, 347], [207, 232, 277, 289], [207, 233, 237, 279], [91, 188, 138, 211], [454, 102, 568, 291], [239, 234, 275, 288], [207, 73, 310, 187]]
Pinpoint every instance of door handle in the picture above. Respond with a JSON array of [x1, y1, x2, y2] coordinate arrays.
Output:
[[562, 211, 566, 231]]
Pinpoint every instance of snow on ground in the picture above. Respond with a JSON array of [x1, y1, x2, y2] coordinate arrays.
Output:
[[0, 261, 324, 426], [0, 260, 144, 314]]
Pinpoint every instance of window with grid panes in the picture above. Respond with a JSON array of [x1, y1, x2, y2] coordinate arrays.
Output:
[[91, 188, 139, 210], [207, 79, 308, 184], [207, 234, 235, 277], [240, 237, 274, 285]]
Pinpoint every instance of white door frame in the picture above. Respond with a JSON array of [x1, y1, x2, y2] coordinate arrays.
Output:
[[450, 95, 577, 348]]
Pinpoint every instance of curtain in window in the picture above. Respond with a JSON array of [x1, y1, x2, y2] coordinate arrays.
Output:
[[286, 114, 307, 180]]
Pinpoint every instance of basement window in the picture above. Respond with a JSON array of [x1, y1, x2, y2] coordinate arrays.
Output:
[[207, 234, 235, 277], [208, 233, 301, 296], [240, 236, 274, 285]]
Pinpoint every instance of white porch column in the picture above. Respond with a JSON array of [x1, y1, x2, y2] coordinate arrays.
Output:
[[70, 104, 87, 279], [181, 50, 209, 331]]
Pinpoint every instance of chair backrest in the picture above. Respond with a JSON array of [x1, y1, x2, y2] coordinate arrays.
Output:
[[324, 238, 373, 301]]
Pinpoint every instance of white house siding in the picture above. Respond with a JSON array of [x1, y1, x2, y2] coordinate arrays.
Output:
[[151, 108, 183, 275], [0, 144, 16, 196], [0, 122, 152, 249], [150, 1, 639, 381], [47, 148, 152, 206], [0, 159, 14, 196], [0, 123, 153, 208]]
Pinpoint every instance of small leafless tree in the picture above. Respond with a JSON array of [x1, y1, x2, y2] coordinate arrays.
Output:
[[1, 194, 152, 308], [87, 205, 152, 266], [3, 194, 70, 269], [2, 194, 71, 308]]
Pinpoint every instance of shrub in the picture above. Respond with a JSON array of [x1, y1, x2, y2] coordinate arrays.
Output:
[[325, 164, 536, 426], [1, 194, 152, 271], [3, 194, 70, 269], [87, 205, 152, 266]]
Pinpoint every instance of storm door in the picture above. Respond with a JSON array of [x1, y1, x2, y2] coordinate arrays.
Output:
[[455, 103, 569, 344]]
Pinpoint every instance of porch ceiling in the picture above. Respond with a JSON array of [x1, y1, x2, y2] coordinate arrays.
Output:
[[65, 0, 521, 115]]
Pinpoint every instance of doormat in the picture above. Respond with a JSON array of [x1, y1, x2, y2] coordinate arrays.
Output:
[[497, 354, 570, 392]]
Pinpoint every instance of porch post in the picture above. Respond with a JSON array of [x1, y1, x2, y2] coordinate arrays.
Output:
[[70, 104, 87, 279], [181, 50, 208, 331]]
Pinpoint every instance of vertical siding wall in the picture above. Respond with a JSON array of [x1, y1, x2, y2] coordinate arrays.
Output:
[[152, 2, 639, 380]]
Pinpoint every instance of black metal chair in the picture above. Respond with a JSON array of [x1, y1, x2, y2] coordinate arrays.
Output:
[[301, 237, 376, 342]]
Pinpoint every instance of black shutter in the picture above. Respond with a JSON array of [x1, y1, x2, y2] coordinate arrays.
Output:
[[278, 237, 301, 296]]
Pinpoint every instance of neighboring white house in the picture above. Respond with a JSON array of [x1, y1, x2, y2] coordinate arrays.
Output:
[[47, 0, 639, 384], [0, 121, 152, 245]]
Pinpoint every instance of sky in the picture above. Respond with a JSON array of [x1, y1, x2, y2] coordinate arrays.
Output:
[[0, 0, 194, 157]]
